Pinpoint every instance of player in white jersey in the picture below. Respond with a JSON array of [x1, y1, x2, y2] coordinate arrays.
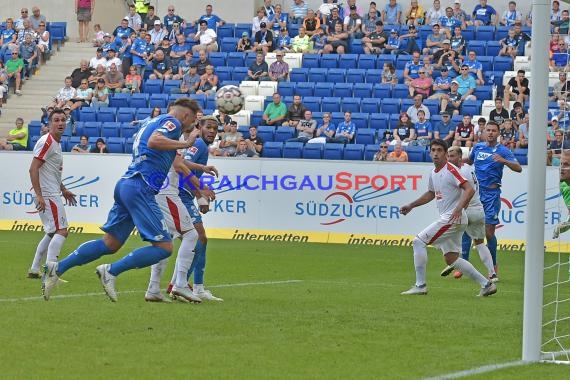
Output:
[[443, 146, 496, 280], [399, 139, 497, 296], [28, 109, 77, 278]]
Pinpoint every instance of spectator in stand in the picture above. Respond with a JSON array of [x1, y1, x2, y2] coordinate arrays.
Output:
[[423, 23, 445, 55], [191, 20, 218, 53], [191, 4, 225, 29], [237, 32, 253, 52], [92, 24, 105, 47], [454, 50, 484, 85], [291, 27, 311, 52], [489, 98, 510, 127], [412, 109, 433, 146], [363, 5, 381, 36], [318, 0, 336, 24], [70, 60, 91, 89], [551, 41, 569, 71], [550, 130, 570, 166], [246, 126, 264, 156], [125, 4, 143, 31], [450, 25, 466, 57], [105, 63, 125, 93], [453, 114, 475, 147], [440, 80, 462, 115], [275, 28, 292, 51], [551, 72, 570, 102], [90, 138, 109, 154], [548, 116, 563, 146], [143, 6, 161, 31], [0, 19, 17, 58], [504, 69, 529, 108], [393, 112, 415, 145], [453, 0, 470, 25], [394, 24, 421, 54], [329, 111, 355, 143], [105, 48, 122, 71], [214, 121, 242, 156], [434, 111, 455, 145], [499, 119, 518, 151], [406, 94, 430, 123], [163, 5, 185, 33], [499, 28, 519, 59], [472, 0, 497, 26], [550, 33, 561, 54], [325, 6, 343, 33], [433, 40, 457, 72], [302, 9, 321, 36], [29, 6, 47, 32], [172, 64, 200, 94], [387, 141, 409, 162], [113, 18, 135, 43], [554, 10, 569, 34], [403, 51, 422, 85], [362, 20, 388, 54], [510, 101, 527, 126], [196, 65, 218, 95], [382, 62, 398, 84], [283, 95, 307, 128], [381, 0, 402, 25], [245, 52, 270, 81], [439, 7, 463, 38], [52, 76, 76, 108], [88, 64, 106, 89], [453, 65, 477, 101], [269, 51, 289, 82], [345, 5, 364, 39], [404, 0, 425, 26], [501, 1, 522, 27], [0, 61, 7, 108], [149, 20, 167, 46], [71, 135, 92, 154], [149, 49, 172, 80], [287, 110, 317, 143], [551, 0, 562, 25], [408, 68, 432, 99], [70, 79, 93, 110], [262, 92, 287, 126], [308, 112, 336, 144], [61, 105, 76, 136], [193, 50, 212, 76], [289, 0, 309, 25], [344, 0, 364, 16], [253, 7, 270, 36], [268, 4, 288, 37], [253, 22, 274, 54], [264, 0, 276, 18], [513, 21, 531, 48], [15, 8, 30, 31], [383, 29, 401, 54], [310, 26, 328, 53], [6, 50, 24, 95], [130, 30, 151, 75], [18, 33, 38, 79], [169, 33, 190, 74], [123, 65, 142, 93], [474, 116, 487, 143], [373, 143, 389, 161], [422, 56, 435, 77], [132, 107, 161, 127], [36, 21, 50, 65], [324, 22, 349, 54], [89, 48, 107, 70], [0, 117, 27, 150], [233, 139, 259, 158], [425, 0, 444, 26], [517, 114, 529, 148], [91, 78, 109, 108]]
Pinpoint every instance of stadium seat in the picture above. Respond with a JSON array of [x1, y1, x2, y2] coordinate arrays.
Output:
[[149, 93, 169, 108], [108, 93, 130, 108], [283, 141, 303, 158], [366, 69, 383, 84], [353, 83, 373, 98], [28, 120, 42, 138], [486, 41, 501, 57], [351, 113, 369, 129], [381, 98, 400, 114], [238, 126, 250, 139], [320, 55, 339, 68], [250, 111, 264, 126], [401, 99, 414, 112], [106, 137, 125, 153], [364, 144, 380, 160], [395, 55, 409, 70], [462, 26, 475, 40], [372, 83, 392, 99], [274, 126, 295, 142], [493, 56, 513, 71], [346, 69, 366, 84], [361, 98, 380, 114], [314, 83, 334, 97], [308, 68, 328, 83], [77, 107, 96, 122], [343, 144, 364, 160], [232, 66, 248, 81], [377, 54, 396, 69], [334, 83, 353, 97], [73, 122, 85, 137], [143, 79, 163, 94], [278, 82, 296, 97], [295, 82, 314, 96], [484, 71, 504, 87], [350, 39, 364, 54], [478, 56, 493, 71], [323, 143, 344, 160], [302, 144, 323, 159], [392, 84, 409, 99], [226, 52, 245, 67], [220, 37, 239, 52], [461, 100, 482, 116], [101, 122, 121, 138], [64, 136, 79, 152], [467, 41, 486, 57], [234, 24, 251, 39], [257, 125, 275, 142], [474, 86, 492, 100], [262, 141, 282, 157], [301, 54, 320, 69], [125, 137, 134, 154], [258, 81, 278, 97], [216, 25, 235, 39], [121, 123, 138, 138], [289, 68, 308, 82], [406, 145, 426, 162], [327, 68, 347, 83], [495, 26, 509, 41], [83, 121, 101, 137], [97, 107, 117, 122], [355, 128, 376, 145], [358, 54, 377, 69], [189, 94, 206, 108], [214, 66, 231, 83], [162, 80, 181, 94], [321, 97, 341, 112], [303, 97, 321, 112], [423, 99, 440, 117], [339, 54, 358, 69], [129, 93, 149, 108], [342, 98, 360, 113], [48, 22, 66, 50], [475, 26, 495, 41], [136, 108, 153, 120], [514, 148, 528, 165], [205, 97, 217, 110], [389, 113, 400, 128]]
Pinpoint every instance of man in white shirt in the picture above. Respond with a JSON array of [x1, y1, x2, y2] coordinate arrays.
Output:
[[192, 20, 218, 53], [89, 47, 107, 70]]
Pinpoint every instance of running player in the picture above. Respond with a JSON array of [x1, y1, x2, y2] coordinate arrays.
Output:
[[42, 98, 201, 302], [553, 150, 570, 239], [400, 139, 497, 296], [467, 121, 522, 281], [28, 109, 77, 278]]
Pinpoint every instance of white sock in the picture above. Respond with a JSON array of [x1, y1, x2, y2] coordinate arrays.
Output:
[[46, 234, 66, 262], [170, 262, 178, 287], [175, 230, 198, 288], [148, 258, 168, 294], [412, 238, 428, 287], [194, 283, 204, 293], [475, 243, 495, 276], [30, 234, 51, 273], [453, 258, 488, 287]]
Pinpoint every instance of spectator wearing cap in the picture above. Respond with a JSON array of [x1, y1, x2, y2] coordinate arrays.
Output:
[[384, 29, 401, 54], [89, 47, 107, 70], [423, 22, 444, 55], [254, 22, 274, 53], [172, 64, 200, 94], [125, 4, 143, 31], [324, 22, 349, 54], [291, 27, 311, 53], [163, 5, 185, 33], [269, 51, 289, 81], [453, 65, 477, 101], [289, 0, 309, 25], [149, 20, 167, 45], [192, 19, 218, 53], [394, 24, 421, 54], [362, 20, 388, 54], [237, 31, 253, 52], [548, 115, 563, 145], [302, 9, 321, 36], [382, 0, 402, 25], [551, 71, 570, 102], [453, 0, 470, 25], [439, 7, 463, 38], [344, 4, 364, 39], [253, 7, 270, 35], [192, 4, 225, 29], [425, 0, 444, 26], [268, 4, 288, 36], [143, 5, 161, 31], [429, 66, 452, 99], [472, 0, 497, 26], [440, 79, 462, 115], [434, 111, 455, 144], [156, 36, 173, 57], [245, 52, 270, 81], [454, 50, 484, 85], [433, 39, 457, 73], [453, 114, 474, 147], [276, 28, 292, 51]]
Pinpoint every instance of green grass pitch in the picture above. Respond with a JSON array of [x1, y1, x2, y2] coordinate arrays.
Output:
[[0, 231, 569, 379]]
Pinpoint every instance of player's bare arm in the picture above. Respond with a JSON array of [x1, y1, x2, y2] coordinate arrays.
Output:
[[60, 184, 77, 206], [450, 180, 474, 223], [183, 160, 219, 177], [29, 157, 45, 212], [400, 191, 436, 215], [148, 128, 200, 151], [492, 153, 522, 172]]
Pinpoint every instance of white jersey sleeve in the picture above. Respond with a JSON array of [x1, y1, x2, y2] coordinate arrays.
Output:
[[33, 134, 63, 197], [459, 163, 482, 209], [431, 162, 467, 217]]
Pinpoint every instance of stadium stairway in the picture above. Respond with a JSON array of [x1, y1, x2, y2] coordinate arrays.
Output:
[[0, 42, 94, 135]]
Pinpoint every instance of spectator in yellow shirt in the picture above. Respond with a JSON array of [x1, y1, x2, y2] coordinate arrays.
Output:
[[0, 117, 28, 150]]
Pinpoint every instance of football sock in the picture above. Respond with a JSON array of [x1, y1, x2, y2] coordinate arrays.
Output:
[[148, 258, 168, 294], [412, 238, 428, 287], [58, 239, 113, 276], [461, 233, 472, 261], [487, 234, 498, 266], [30, 234, 51, 273], [175, 230, 198, 288], [188, 240, 207, 284], [475, 243, 495, 276], [452, 258, 488, 287], [46, 234, 66, 263], [109, 245, 171, 276]]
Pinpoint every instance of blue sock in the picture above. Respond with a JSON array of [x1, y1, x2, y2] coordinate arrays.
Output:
[[461, 233, 472, 261], [109, 246, 171, 276], [188, 241, 206, 283], [487, 235, 498, 266], [57, 239, 113, 276]]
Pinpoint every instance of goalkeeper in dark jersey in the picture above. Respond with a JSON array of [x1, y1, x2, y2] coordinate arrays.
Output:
[[553, 150, 570, 239]]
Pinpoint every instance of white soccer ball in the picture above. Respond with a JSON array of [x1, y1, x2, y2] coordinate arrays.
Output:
[[215, 85, 244, 115]]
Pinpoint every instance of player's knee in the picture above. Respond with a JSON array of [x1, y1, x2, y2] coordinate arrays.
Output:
[[444, 252, 459, 265], [55, 229, 69, 238], [102, 234, 123, 253], [153, 241, 173, 255], [412, 237, 426, 250]]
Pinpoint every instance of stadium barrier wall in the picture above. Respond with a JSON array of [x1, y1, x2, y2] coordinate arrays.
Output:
[[0, 152, 566, 252]]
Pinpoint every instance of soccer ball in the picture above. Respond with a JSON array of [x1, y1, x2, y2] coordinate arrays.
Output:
[[215, 85, 244, 115]]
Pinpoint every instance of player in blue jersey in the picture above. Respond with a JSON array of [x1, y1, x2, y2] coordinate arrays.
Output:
[[41, 98, 202, 302], [168, 115, 223, 301], [466, 121, 522, 281]]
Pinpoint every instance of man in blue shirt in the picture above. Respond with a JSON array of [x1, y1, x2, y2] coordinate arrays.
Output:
[[472, 0, 497, 26], [163, 5, 185, 33], [42, 98, 202, 302], [433, 111, 455, 145], [330, 111, 355, 143], [192, 4, 225, 29], [467, 121, 522, 281]]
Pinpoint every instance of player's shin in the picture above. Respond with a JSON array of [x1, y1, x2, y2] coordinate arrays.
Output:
[[30, 234, 52, 274], [461, 233, 472, 261], [188, 240, 207, 287], [175, 230, 198, 288], [452, 258, 488, 287], [475, 243, 495, 276], [487, 235, 498, 265], [57, 239, 114, 276], [148, 258, 168, 294], [46, 234, 66, 262], [108, 245, 171, 276], [412, 238, 428, 286]]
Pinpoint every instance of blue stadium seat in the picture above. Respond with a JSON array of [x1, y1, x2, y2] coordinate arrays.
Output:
[[216, 25, 235, 39], [295, 82, 314, 96], [289, 68, 308, 82], [396, 55, 410, 70], [226, 52, 245, 67], [278, 82, 296, 97], [314, 83, 334, 97], [288, 23, 299, 37], [301, 54, 320, 68], [364, 144, 380, 160], [106, 137, 125, 153], [361, 98, 380, 114], [330, 112, 344, 127], [495, 26, 509, 41], [475, 26, 495, 41], [83, 121, 101, 137], [257, 125, 276, 142], [351, 113, 369, 129], [220, 37, 239, 52], [125, 137, 134, 154], [369, 113, 389, 131], [406, 145, 426, 162], [485, 71, 504, 87], [64, 136, 79, 152], [28, 120, 42, 137], [136, 108, 153, 121], [478, 56, 493, 71], [97, 107, 117, 122], [467, 40, 486, 57], [101, 122, 121, 138], [48, 22, 66, 50], [283, 141, 303, 158], [350, 39, 364, 54], [474, 86, 492, 100], [149, 93, 169, 108], [321, 97, 341, 112], [130, 93, 149, 108], [339, 54, 358, 69], [323, 143, 344, 160], [183, 26, 197, 37], [372, 83, 392, 98], [377, 54, 396, 69], [493, 56, 513, 71], [381, 98, 400, 114], [392, 84, 409, 99], [462, 26, 475, 40], [341, 98, 360, 113], [423, 99, 440, 117], [232, 66, 248, 81], [163, 79, 181, 94], [79, 107, 97, 122], [303, 144, 323, 159], [108, 93, 130, 108], [121, 123, 138, 138], [355, 128, 376, 144], [514, 148, 528, 165], [73, 122, 84, 137], [189, 94, 207, 108], [366, 69, 383, 84], [308, 68, 328, 83], [214, 66, 232, 82], [461, 100, 482, 116], [346, 69, 366, 83], [235, 24, 251, 39], [238, 125, 250, 139], [205, 97, 216, 110], [327, 68, 347, 83], [486, 41, 501, 56], [244, 53, 257, 67], [274, 126, 295, 142], [251, 111, 264, 126], [303, 97, 321, 112], [358, 54, 376, 69], [389, 113, 400, 128], [143, 79, 163, 94], [334, 83, 353, 97], [343, 144, 364, 160]]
